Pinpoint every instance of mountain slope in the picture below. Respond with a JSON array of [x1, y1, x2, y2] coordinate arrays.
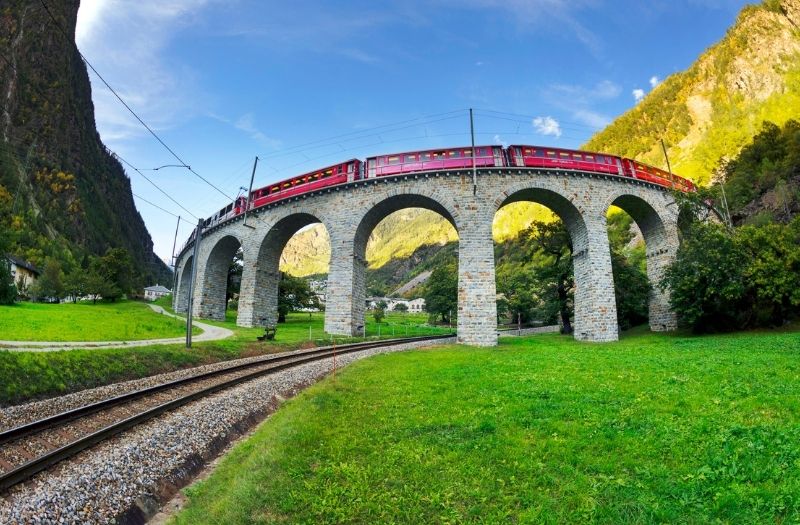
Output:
[[585, 0, 800, 185], [0, 0, 171, 284]]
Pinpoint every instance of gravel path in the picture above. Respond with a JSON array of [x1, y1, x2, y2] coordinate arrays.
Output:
[[0, 337, 455, 524], [0, 305, 233, 352]]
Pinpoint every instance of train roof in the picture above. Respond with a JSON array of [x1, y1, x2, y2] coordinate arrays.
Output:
[[365, 145, 501, 159]]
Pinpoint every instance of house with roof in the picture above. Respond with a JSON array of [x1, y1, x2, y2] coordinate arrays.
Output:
[[6, 255, 40, 293], [143, 284, 171, 301]]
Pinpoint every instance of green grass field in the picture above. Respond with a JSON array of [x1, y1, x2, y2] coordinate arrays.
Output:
[[0, 300, 451, 406], [172, 329, 800, 524], [0, 300, 193, 342]]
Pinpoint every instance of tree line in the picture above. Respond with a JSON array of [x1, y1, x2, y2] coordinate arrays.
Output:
[[1, 244, 138, 305]]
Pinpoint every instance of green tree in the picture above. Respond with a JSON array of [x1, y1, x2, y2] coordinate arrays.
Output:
[[31, 258, 64, 301], [737, 220, 800, 326], [277, 273, 320, 323], [393, 302, 408, 312], [661, 222, 747, 332], [424, 262, 457, 323], [85, 271, 116, 304], [373, 305, 385, 324], [91, 248, 133, 300], [0, 257, 16, 305], [63, 270, 88, 303], [528, 221, 574, 334], [611, 251, 650, 330]]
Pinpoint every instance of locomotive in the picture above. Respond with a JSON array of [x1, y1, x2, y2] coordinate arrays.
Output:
[[198, 144, 696, 231]]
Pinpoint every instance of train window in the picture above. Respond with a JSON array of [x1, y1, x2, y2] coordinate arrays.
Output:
[[433, 151, 445, 159], [560, 152, 570, 158], [547, 151, 556, 157], [448, 151, 457, 157], [585, 155, 594, 161], [422, 153, 431, 160], [282, 182, 290, 188], [573, 153, 582, 160], [405, 155, 416, 162], [388, 156, 400, 164], [524, 148, 532, 154], [270, 186, 279, 193]]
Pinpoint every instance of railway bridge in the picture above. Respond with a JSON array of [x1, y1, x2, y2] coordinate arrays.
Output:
[[173, 167, 681, 346]]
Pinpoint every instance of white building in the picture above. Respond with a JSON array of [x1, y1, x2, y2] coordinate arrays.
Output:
[[6, 255, 40, 292], [144, 284, 171, 301], [366, 297, 426, 312]]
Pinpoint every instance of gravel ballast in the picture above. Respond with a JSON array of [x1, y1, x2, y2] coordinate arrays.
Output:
[[0, 338, 454, 524]]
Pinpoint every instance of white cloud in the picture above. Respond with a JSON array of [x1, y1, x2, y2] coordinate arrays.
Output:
[[76, 0, 213, 147], [572, 109, 610, 128], [649, 75, 661, 88], [493, 134, 508, 147], [443, 0, 603, 57], [633, 88, 645, 101], [532, 116, 562, 138], [234, 113, 282, 150]]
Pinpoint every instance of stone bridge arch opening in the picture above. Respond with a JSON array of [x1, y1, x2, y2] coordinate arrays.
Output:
[[606, 194, 678, 332], [174, 254, 194, 314], [194, 235, 243, 320], [493, 185, 618, 342], [237, 212, 330, 328], [325, 192, 459, 336]]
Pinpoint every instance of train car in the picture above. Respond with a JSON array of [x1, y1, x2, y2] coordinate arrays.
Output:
[[366, 145, 506, 178], [621, 159, 696, 192], [249, 159, 362, 209], [507, 145, 623, 175]]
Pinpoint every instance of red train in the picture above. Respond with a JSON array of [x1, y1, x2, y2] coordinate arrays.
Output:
[[199, 144, 696, 230]]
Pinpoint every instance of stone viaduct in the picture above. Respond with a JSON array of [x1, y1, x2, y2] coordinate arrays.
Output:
[[173, 167, 681, 346]]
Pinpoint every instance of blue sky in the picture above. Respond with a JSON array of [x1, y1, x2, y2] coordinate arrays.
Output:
[[75, 0, 751, 263]]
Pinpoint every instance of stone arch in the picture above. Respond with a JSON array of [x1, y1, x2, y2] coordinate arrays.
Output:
[[174, 254, 193, 314], [325, 190, 460, 336], [603, 191, 679, 331], [237, 211, 330, 327], [195, 234, 243, 320], [492, 181, 619, 342]]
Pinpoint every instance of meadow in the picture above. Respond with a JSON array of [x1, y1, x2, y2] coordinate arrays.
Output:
[[0, 300, 192, 342], [0, 299, 451, 406], [172, 328, 800, 524]]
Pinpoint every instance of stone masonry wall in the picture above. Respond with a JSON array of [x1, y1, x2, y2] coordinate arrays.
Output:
[[175, 168, 683, 346]]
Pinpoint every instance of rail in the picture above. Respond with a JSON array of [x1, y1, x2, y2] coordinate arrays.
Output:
[[0, 334, 453, 493]]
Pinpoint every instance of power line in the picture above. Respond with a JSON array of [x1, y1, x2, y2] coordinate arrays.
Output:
[[474, 108, 605, 132], [260, 110, 469, 161], [132, 192, 180, 219], [37, 0, 233, 202], [114, 153, 200, 220]]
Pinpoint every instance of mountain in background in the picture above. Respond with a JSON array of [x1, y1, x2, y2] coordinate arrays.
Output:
[[585, 0, 800, 185], [0, 0, 171, 284], [283, 0, 800, 289]]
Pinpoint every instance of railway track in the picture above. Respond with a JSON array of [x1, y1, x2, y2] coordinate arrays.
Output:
[[0, 335, 452, 493]]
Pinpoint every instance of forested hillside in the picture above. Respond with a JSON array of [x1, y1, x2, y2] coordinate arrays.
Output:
[[585, 0, 800, 185], [0, 0, 171, 285]]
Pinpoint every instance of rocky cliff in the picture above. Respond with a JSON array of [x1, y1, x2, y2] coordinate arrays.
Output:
[[0, 0, 171, 283]]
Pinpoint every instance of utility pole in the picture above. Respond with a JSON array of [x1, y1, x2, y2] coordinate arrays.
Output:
[[242, 156, 259, 229], [185, 218, 204, 348], [660, 138, 674, 190], [470, 108, 477, 195]]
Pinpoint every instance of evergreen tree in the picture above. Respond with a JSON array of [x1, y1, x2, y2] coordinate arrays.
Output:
[[423, 263, 457, 323]]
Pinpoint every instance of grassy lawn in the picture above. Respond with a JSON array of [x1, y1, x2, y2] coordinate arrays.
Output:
[[0, 302, 452, 406], [0, 300, 194, 342], [172, 329, 800, 524]]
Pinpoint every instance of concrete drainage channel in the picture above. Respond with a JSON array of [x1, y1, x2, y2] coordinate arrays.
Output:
[[0, 336, 455, 524]]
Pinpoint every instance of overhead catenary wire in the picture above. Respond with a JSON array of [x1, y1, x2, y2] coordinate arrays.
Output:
[[37, 0, 233, 202], [115, 154, 199, 220], [131, 192, 181, 219], [259, 109, 469, 161]]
